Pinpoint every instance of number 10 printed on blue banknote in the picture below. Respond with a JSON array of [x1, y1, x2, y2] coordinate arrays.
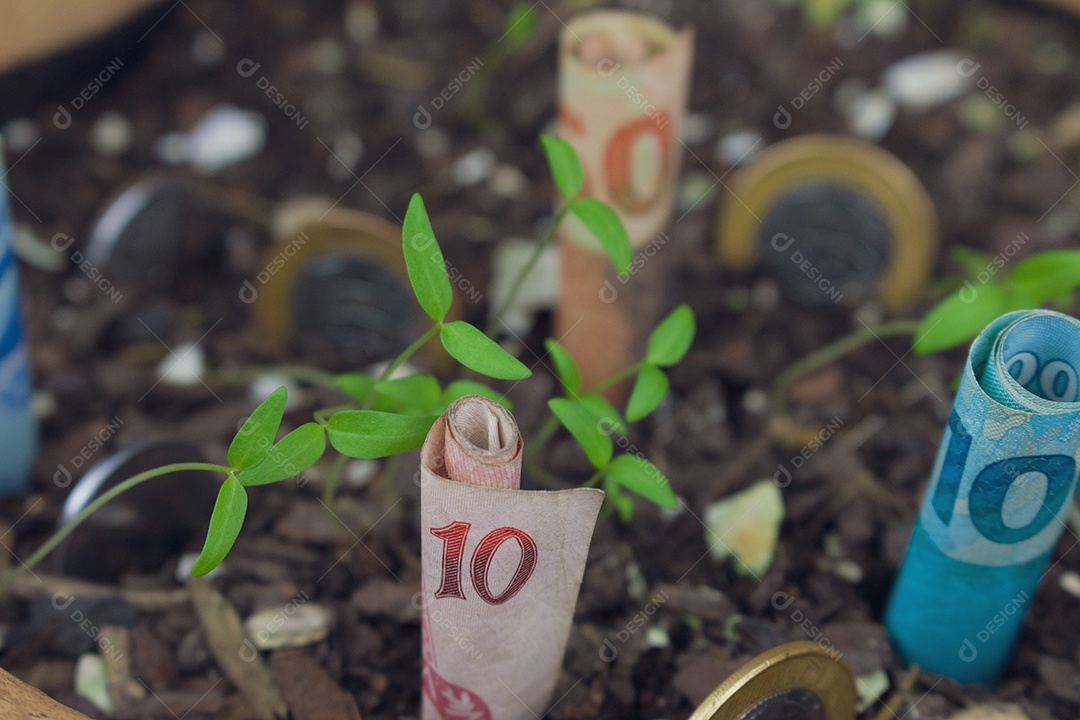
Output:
[[886, 309, 1080, 684]]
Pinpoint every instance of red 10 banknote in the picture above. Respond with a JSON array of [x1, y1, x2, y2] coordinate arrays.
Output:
[[419, 396, 604, 720]]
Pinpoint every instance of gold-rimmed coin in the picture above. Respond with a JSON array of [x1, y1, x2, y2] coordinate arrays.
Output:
[[687, 641, 856, 720], [251, 208, 458, 367], [716, 134, 937, 310]]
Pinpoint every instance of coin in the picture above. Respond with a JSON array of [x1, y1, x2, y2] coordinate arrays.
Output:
[[54, 442, 218, 582], [687, 641, 856, 720], [251, 208, 457, 366], [716, 134, 937, 310]]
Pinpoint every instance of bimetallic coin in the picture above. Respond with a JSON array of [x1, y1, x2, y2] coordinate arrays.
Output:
[[759, 182, 890, 306], [250, 208, 457, 366], [687, 641, 855, 720], [716, 135, 937, 310], [55, 443, 218, 582]]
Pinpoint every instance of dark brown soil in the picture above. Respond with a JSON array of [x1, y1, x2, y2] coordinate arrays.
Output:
[[2, 0, 1080, 718]]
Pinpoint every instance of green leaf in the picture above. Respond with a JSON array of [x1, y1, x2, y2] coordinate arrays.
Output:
[[328, 410, 438, 458], [647, 304, 696, 367], [579, 392, 626, 435], [548, 398, 613, 469], [803, 0, 857, 27], [192, 475, 248, 576], [336, 372, 375, 404], [568, 198, 632, 276], [440, 321, 531, 380], [504, 2, 539, 47], [626, 363, 669, 422], [441, 380, 513, 410], [603, 475, 635, 523], [237, 423, 326, 487], [607, 454, 677, 510], [375, 374, 442, 412], [540, 134, 583, 200], [950, 246, 993, 281], [544, 338, 581, 395], [1010, 250, 1080, 303], [229, 386, 288, 471], [402, 193, 453, 322], [914, 283, 1010, 355]]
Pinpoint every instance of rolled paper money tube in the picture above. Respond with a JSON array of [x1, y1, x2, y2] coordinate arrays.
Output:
[[885, 310, 1080, 684], [553, 11, 693, 391], [0, 144, 37, 496], [420, 396, 604, 720]]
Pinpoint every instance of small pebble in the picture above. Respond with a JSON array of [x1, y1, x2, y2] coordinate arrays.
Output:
[[451, 147, 497, 187], [345, 1, 380, 44], [703, 479, 784, 577], [414, 127, 450, 159], [948, 703, 1029, 720], [157, 104, 267, 174], [344, 459, 379, 488], [1059, 570, 1080, 598], [490, 238, 559, 335], [682, 113, 716, 145], [311, 38, 347, 75], [1, 117, 39, 152], [843, 88, 897, 142], [487, 164, 528, 199], [250, 375, 302, 411], [90, 111, 134, 156], [882, 50, 970, 111], [750, 278, 780, 311], [12, 225, 66, 272], [714, 128, 763, 166], [741, 388, 767, 414], [76, 653, 113, 714], [176, 552, 223, 582], [244, 602, 332, 650], [956, 94, 1004, 133], [157, 342, 206, 387], [326, 131, 365, 181], [855, 0, 907, 38], [854, 669, 889, 712], [646, 625, 670, 648], [676, 172, 717, 212], [191, 30, 225, 67]]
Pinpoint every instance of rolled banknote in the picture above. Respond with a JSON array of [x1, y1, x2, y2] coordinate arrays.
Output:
[[420, 396, 604, 719], [885, 309, 1080, 684], [553, 11, 693, 391]]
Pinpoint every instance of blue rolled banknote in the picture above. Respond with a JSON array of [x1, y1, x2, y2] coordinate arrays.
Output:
[[0, 148, 37, 496], [885, 309, 1080, 684]]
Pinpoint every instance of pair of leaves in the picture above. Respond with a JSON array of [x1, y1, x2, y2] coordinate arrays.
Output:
[[627, 305, 696, 421], [402, 194, 532, 381], [915, 249, 1080, 355], [541, 134, 632, 276], [193, 387, 326, 576]]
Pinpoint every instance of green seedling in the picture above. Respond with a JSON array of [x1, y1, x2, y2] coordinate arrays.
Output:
[[770, 247, 1080, 422], [0, 134, 694, 592]]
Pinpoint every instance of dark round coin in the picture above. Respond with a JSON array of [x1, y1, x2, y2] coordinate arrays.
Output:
[[687, 641, 855, 720], [759, 182, 890, 306], [740, 688, 826, 720], [716, 134, 937, 310], [85, 175, 225, 289], [54, 442, 218, 582], [292, 252, 417, 358]]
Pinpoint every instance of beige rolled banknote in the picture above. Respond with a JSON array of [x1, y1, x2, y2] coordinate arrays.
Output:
[[420, 396, 604, 720], [554, 11, 693, 392]]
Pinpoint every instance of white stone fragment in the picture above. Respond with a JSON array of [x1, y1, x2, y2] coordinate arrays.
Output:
[[703, 479, 785, 576], [882, 50, 971, 111], [451, 147, 497, 186], [157, 342, 206, 387]]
